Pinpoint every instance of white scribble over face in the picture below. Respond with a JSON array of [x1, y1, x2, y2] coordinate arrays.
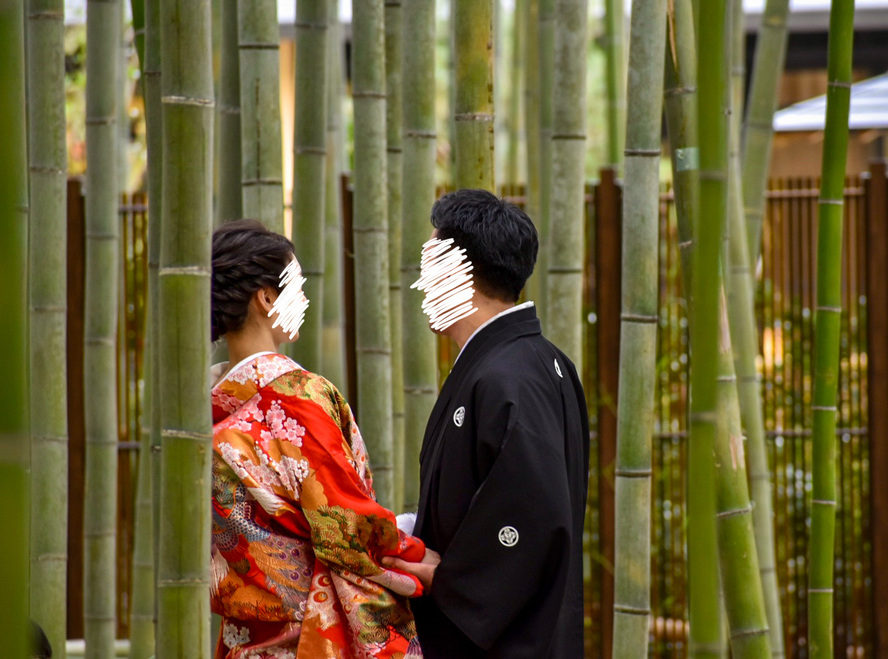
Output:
[[410, 237, 478, 331], [268, 258, 310, 341]]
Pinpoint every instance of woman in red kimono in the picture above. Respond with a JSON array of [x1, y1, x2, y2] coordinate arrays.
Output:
[[210, 220, 430, 659]]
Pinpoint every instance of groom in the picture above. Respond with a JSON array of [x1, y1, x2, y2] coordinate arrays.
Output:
[[386, 189, 590, 658]]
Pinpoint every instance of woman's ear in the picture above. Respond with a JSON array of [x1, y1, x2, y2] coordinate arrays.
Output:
[[253, 286, 278, 315]]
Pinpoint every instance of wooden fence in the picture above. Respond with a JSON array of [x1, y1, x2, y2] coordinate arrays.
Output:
[[64, 161, 888, 656]]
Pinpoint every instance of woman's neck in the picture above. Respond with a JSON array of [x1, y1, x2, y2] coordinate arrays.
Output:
[[222, 324, 279, 373]]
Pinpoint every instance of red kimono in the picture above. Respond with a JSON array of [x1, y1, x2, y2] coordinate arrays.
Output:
[[210, 352, 424, 659]]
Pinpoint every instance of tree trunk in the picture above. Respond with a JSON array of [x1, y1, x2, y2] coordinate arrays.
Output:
[[322, 0, 346, 388], [694, 3, 770, 656], [663, 1, 724, 655], [129, 0, 161, 655], [453, 0, 494, 191], [352, 0, 394, 508], [741, 0, 789, 262], [27, 1, 69, 655], [386, 0, 405, 511], [401, 0, 438, 512], [0, 1, 30, 654], [157, 0, 214, 654], [809, 2, 854, 656], [291, 0, 328, 372], [217, 0, 242, 225], [238, 0, 283, 233], [611, 0, 666, 655], [546, 0, 587, 368], [604, 0, 625, 171], [84, 1, 121, 655]]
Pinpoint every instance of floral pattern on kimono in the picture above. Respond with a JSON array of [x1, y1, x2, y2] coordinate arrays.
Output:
[[211, 353, 425, 659]]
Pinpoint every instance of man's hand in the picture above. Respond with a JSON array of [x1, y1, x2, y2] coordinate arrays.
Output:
[[382, 547, 441, 591]]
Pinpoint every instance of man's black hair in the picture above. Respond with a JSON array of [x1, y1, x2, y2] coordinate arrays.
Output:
[[430, 189, 538, 303]]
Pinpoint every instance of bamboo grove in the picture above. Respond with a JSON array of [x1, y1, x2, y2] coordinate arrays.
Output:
[[2, 0, 864, 656]]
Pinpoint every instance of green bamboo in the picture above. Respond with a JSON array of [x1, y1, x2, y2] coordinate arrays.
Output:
[[604, 0, 625, 170], [453, 0, 494, 191], [353, 0, 394, 508], [694, 2, 770, 655], [129, 0, 161, 654], [505, 2, 523, 185], [521, 0, 542, 303], [291, 0, 328, 372], [741, 0, 789, 262], [611, 0, 666, 655], [809, 2, 854, 656], [217, 0, 242, 225], [536, 0, 554, 312], [386, 0, 406, 512], [321, 0, 345, 388], [663, 1, 724, 655], [157, 0, 214, 654], [84, 1, 121, 656], [131, 0, 144, 67], [26, 1, 68, 655], [545, 0, 587, 368], [724, 0, 786, 653], [0, 1, 30, 655], [401, 0, 438, 512], [238, 0, 283, 233]]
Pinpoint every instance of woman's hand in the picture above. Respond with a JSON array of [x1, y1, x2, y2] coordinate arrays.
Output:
[[382, 547, 441, 591]]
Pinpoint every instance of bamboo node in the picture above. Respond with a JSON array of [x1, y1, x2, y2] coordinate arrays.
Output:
[[699, 171, 727, 182], [242, 178, 283, 186], [29, 165, 66, 175], [815, 305, 842, 314], [731, 627, 769, 640], [548, 267, 583, 274], [717, 375, 737, 383], [238, 42, 279, 50], [161, 429, 212, 441], [614, 605, 651, 616], [159, 266, 210, 277], [85, 337, 115, 347], [30, 304, 66, 313], [828, 79, 853, 89], [624, 148, 660, 157], [353, 227, 387, 234], [294, 21, 328, 30], [356, 348, 392, 356], [387, 146, 404, 154], [157, 578, 210, 586], [745, 120, 772, 131], [143, 70, 161, 78], [551, 133, 586, 141], [295, 146, 327, 156], [808, 588, 834, 593], [32, 434, 68, 444], [405, 130, 437, 139], [454, 112, 495, 122], [34, 553, 67, 563], [218, 104, 241, 115], [760, 565, 777, 574], [620, 313, 658, 324], [615, 468, 653, 478], [689, 411, 718, 424], [819, 198, 844, 206], [811, 499, 837, 506], [28, 11, 64, 20], [811, 405, 838, 411], [404, 387, 437, 395], [353, 91, 387, 99], [716, 505, 752, 520], [161, 95, 214, 108], [664, 85, 697, 98], [85, 116, 116, 126]]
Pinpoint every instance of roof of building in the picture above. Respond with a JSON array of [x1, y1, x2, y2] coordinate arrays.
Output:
[[773, 71, 888, 131]]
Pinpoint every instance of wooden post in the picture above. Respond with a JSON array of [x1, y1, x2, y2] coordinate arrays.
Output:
[[595, 167, 621, 659], [866, 159, 888, 657], [66, 177, 86, 640]]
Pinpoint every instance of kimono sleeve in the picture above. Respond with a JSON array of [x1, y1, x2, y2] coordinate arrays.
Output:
[[255, 373, 427, 596], [429, 370, 578, 649]]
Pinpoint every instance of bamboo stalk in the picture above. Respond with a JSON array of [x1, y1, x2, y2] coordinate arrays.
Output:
[[604, 0, 625, 171], [291, 0, 328, 372], [453, 0, 494, 191], [505, 2, 523, 185], [537, 0, 554, 313], [809, 1, 855, 656], [0, 1, 30, 654], [27, 1, 69, 655], [217, 0, 242, 225], [386, 0, 406, 511], [741, 0, 790, 262], [353, 0, 394, 508], [663, 1, 724, 655], [238, 0, 283, 233], [546, 0, 587, 368], [521, 0, 542, 303], [401, 0, 438, 512], [84, 1, 121, 656], [129, 0, 161, 654], [321, 0, 346, 388], [611, 0, 666, 654], [157, 0, 214, 654]]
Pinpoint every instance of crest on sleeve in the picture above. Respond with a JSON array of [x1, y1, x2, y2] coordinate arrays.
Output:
[[554, 358, 563, 378], [453, 406, 466, 428], [498, 526, 519, 547]]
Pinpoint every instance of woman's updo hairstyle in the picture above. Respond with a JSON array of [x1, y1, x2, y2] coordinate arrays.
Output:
[[211, 219, 295, 341]]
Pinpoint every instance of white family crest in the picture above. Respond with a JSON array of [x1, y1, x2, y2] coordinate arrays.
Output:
[[453, 406, 466, 427], [554, 358, 563, 378], [498, 526, 519, 547]]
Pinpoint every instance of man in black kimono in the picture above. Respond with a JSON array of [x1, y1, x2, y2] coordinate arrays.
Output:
[[386, 189, 590, 658]]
